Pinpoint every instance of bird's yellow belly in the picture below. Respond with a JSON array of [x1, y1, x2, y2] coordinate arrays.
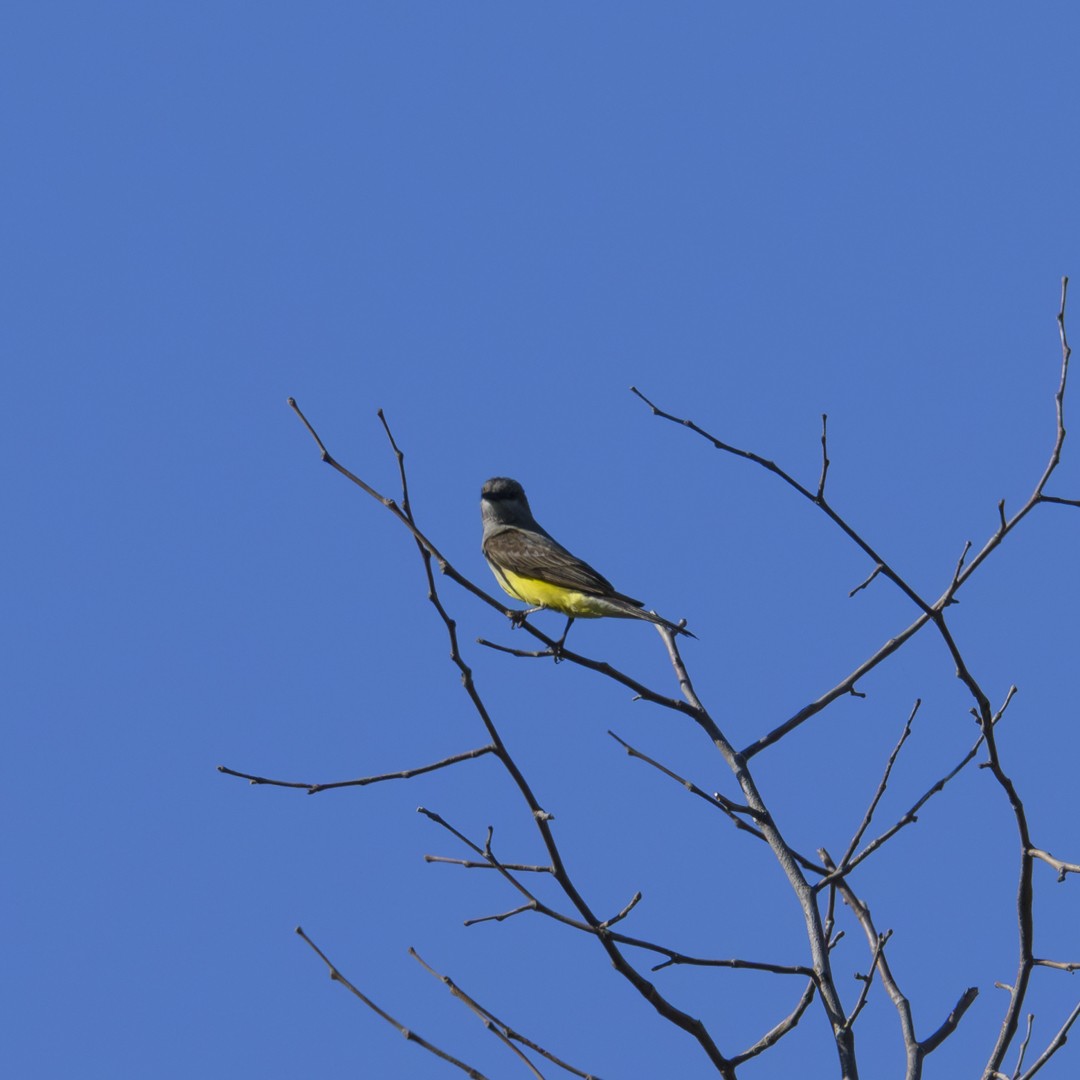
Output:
[[497, 569, 605, 617]]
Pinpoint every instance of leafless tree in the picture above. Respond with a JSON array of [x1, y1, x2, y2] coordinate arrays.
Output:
[[222, 279, 1079, 1079]]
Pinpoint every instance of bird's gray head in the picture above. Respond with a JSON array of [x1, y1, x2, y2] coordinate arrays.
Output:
[[481, 477, 536, 531]]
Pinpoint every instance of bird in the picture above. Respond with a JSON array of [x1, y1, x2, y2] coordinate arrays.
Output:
[[480, 476, 693, 649]]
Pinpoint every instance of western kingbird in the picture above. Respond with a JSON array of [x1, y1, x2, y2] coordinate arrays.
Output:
[[480, 476, 693, 646]]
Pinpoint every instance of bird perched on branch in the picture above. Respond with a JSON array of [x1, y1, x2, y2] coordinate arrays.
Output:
[[480, 476, 694, 649]]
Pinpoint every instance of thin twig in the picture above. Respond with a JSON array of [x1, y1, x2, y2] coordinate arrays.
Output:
[[815, 687, 1015, 891], [424, 856, 554, 874], [418, 808, 541, 906], [1032, 959, 1080, 973], [608, 731, 759, 820], [287, 398, 521, 623], [217, 745, 495, 794], [849, 563, 884, 597], [410, 948, 603, 1079], [822, 849, 978, 1076], [845, 930, 893, 1030], [740, 614, 933, 759], [650, 953, 814, 978], [817, 413, 831, 499], [607, 731, 830, 879], [465, 903, 537, 928], [838, 701, 921, 870], [1028, 849, 1080, 883], [377, 408, 413, 519], [1017, 1001, 1080, 1079], [630, 386, 934, 618], [1013, 1014, 1035, 1079], [405, 949, 543, 1079], [731, 978, 817, 1065], [951, 540, 973, 589], [422, 807, 811, 979], [600, 892, 643, 930], [295, 926, 491, 1079], [920, 986, 981, 1055], [476, 633, 699, 719]]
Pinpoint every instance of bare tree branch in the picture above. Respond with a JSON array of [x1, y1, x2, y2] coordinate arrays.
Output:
[[816, 688, 1015, 892], [920, 986, 982, 1055], [740, 615, 933, 758], [838, 701, 921, 869], [425, 856, 554, 874], [465, 903, 537, 928], [1032, 960, 1080, 973], [260, 282, 1076, 1078], [292, 401, 885, 1075], [274, 405, 750, 1075], [1013, 1014, 1036, 1079], [637, 281, 1073, 773], [217, 745, 496, 794], [649, 954, 815, 978], [607, 730, 761, 824], [421, 806, 814, 983], [731, 978, 817, 1065], [629, 387, 935, 617], [822, 848, 978, 1078], [634, 281, 1074, 1077], [295, 926, 491, 1079], [1029, 849, 1080, 883], [846, 929, 892, 1029], [848, 563, 884, 597], [1017, 1001, 1080, 1079], [951, 540, 973, 590], [817, 413, 831, 499], [600, 892, 643, 930], [410, 948, 604, 1079], [607, 730, 831, 882]]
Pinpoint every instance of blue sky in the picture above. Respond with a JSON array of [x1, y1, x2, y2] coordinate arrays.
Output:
[[5, 4, 1080, 1078]]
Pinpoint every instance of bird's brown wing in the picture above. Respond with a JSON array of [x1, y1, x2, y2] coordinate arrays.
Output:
[[484, 527, 643, 606]]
